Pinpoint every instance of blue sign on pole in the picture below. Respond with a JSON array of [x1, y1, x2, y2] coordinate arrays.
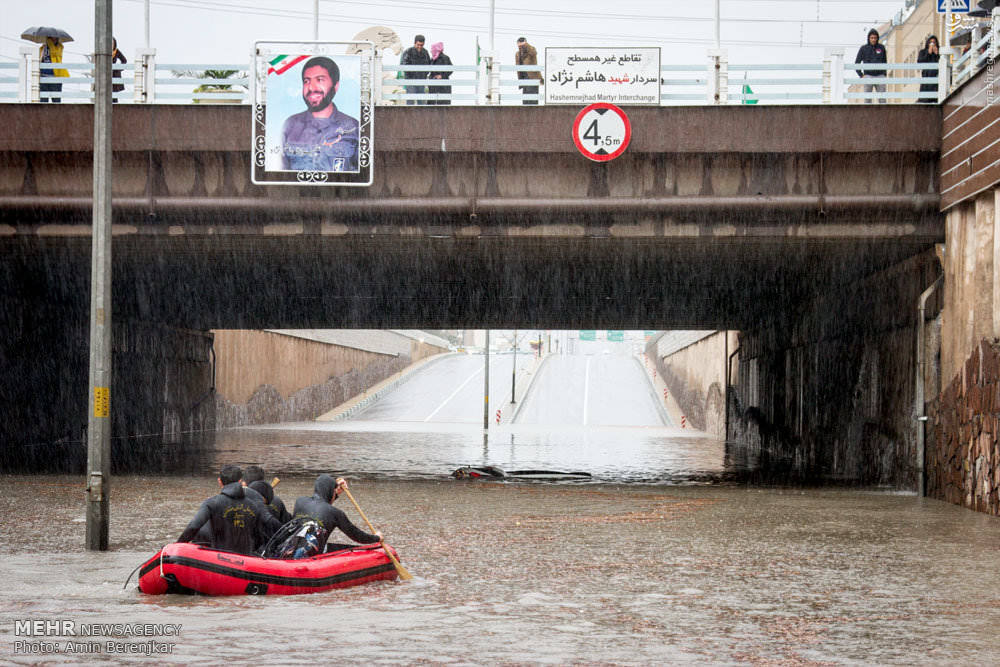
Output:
[[937, 0, 970, 13]]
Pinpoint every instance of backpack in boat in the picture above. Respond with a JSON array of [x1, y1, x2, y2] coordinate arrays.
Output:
[[260, 518, 328, 559]]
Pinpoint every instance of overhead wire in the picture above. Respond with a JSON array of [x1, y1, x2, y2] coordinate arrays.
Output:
[[114, 0, 898, 48]]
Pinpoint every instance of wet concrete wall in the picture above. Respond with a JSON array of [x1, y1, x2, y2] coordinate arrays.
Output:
[[939, 192, 999, 384], [213, 330, 447, 427], [728, 251, 942, 487], [0, 314, 214, 473], [651, 331, 735, 437], [925, 339, 1000, 515]]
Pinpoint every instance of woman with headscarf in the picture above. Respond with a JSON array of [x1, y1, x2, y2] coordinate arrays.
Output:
[[39, 37, 68, 103], [916, 35, 940, 104], [428, 42, 452, 105]]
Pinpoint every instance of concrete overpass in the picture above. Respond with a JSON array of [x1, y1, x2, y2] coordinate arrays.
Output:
[[0, 102, 946, 485], [0, 103, 940, 331]]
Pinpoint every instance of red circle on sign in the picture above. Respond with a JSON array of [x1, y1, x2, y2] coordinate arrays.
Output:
[[572, 102, 632, 162]]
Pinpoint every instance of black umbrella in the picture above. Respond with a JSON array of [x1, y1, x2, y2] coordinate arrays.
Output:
[[20, 26, 74, 44]]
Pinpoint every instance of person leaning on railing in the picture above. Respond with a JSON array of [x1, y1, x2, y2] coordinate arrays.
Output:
[[855, 28, 887, 104]]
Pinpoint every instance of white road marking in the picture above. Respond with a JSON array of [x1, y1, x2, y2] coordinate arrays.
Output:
[[424, 365, 483, 422]]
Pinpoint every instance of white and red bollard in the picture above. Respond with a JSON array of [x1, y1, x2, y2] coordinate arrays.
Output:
[[495, 409, 501, 425], [663, 388, 668, 402], [680, 415, 686, 428]]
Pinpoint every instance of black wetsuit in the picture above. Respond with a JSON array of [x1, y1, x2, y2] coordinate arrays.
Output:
[[177, 482, 282, 554], [249, 480, 293, 524], [292, 474, 380, 552]]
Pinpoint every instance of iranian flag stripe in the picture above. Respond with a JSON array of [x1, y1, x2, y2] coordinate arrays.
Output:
[[267, 54, 308, 75]]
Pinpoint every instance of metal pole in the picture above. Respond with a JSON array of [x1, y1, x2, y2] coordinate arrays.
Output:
[[483, 329, 490, 431], [87, 0, 114, 552], [144, 0, 150, 48], [945, 3, 952, 51], [511, 329, 517, 404], [714, 0, 721, 49], [489, 0, 495, 53], [313, 0, 319, 40]]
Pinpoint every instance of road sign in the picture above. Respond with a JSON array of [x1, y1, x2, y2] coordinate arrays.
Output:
[[937, 0, 970, 13], [572, 103, 632, 162], [579, 330, 596, 341], [607, 330, 624, 342]]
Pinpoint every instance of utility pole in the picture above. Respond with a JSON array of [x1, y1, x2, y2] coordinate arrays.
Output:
[[313, 0, 319, 40], [483, 330, 490, 431], [87, 0, 113, 551], [510, 329, 517, 404]]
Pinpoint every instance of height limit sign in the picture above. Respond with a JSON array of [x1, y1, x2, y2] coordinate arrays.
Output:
[[572, 102, 631, 162]]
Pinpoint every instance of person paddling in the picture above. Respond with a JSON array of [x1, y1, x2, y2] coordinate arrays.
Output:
[[292, 474, 382, 552]]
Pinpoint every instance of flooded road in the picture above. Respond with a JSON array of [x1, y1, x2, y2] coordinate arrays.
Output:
[[2, 425, 1000, 664]]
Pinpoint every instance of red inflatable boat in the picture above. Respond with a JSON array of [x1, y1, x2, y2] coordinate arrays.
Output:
[[137, 542, 400, 596]]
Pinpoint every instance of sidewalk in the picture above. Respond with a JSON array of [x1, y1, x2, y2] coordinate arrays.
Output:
[[500, 352, 550, 424], [640, 353, 687, 429]]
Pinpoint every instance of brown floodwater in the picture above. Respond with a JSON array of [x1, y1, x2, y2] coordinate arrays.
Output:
[[2, 426, 1000, 664]]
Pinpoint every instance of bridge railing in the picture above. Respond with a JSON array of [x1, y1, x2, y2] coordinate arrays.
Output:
[[2, 31, 995, 107]]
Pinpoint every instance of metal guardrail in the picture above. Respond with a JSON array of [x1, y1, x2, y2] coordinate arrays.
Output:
[[2, 14, 997, 107]]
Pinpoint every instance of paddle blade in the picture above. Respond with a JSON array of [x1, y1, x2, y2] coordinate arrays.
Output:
[[384, 544, 413, 580]]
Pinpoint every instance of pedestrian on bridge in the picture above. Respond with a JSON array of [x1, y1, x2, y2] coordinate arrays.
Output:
[[400, 34, 431, 105], [428, 42, 453, 105], [855, 28, 887, 104], [516, 37, 542, 105], [917, 35, 940, 104]]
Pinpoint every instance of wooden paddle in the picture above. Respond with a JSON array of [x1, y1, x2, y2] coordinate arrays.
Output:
[[340, 486, 413, 581]]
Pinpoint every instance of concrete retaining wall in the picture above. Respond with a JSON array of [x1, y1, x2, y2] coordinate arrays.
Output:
[[213, 329, 448, 427], [650, 331, 734, 436], [728, 250, 941, 487]]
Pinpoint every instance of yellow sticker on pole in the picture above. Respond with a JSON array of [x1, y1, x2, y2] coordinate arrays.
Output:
[[94, 387, 110, 418]]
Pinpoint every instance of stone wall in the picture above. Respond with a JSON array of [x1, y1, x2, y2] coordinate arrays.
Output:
[[926, 339, 1000, 515]]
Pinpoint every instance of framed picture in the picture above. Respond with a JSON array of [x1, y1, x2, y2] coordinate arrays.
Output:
[[252, 40, 374, 186]]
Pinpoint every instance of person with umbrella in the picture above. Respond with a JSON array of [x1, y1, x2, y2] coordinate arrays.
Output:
[[21, 27, 72, 103]]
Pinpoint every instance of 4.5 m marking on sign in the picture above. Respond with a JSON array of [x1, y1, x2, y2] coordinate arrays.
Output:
[[572, 103, 631, 162]]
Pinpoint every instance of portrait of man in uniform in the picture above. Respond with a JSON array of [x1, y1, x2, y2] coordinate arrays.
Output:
[[279, 56, 359, 172]]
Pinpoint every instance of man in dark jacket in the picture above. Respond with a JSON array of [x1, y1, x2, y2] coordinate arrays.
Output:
[[177, 465, 283, 554], [916, 35, 940, 103], [400, 34, 431, 105], [855, 28, 887, 104], [292, 474, 381, 552]]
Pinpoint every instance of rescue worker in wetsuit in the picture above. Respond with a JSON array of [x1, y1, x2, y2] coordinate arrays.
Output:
[[177, 465, 283, 554], [241, 465, 268, 504], [250, 480, 292, 524], [292, 474, 381, 552]]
